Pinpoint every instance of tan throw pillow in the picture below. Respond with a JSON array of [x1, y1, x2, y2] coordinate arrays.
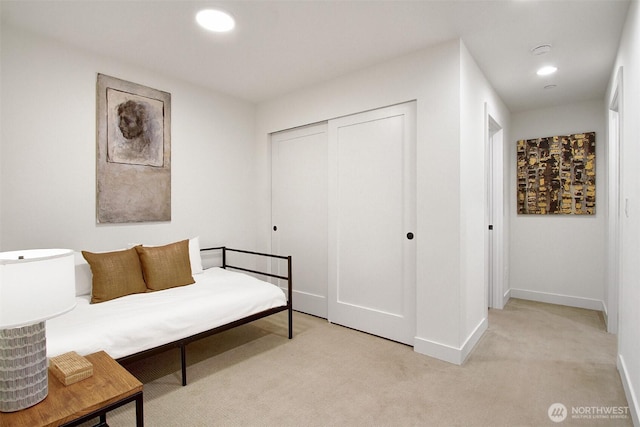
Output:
[[135, 240, 195, 291], [82, 248, 147, 304]]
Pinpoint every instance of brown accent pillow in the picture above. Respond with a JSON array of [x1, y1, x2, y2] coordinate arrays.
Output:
[[135, 240, 195, 291], [82, 248, 147, 304]]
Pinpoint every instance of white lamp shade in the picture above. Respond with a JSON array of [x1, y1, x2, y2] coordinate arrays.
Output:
[[0, 249, 76, 329]]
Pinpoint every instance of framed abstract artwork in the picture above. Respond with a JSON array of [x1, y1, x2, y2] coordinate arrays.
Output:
[[96, 74, 171, 223], [517, 132, 595, 215]]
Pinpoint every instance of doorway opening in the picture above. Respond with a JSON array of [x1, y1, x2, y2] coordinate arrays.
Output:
[[486, 108, 505, 310]]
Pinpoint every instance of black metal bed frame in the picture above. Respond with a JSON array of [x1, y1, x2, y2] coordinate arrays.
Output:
[[117, 246, 292, 386]]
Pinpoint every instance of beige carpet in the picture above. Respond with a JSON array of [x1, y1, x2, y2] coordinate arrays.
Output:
[[92, 299, 630, 426]]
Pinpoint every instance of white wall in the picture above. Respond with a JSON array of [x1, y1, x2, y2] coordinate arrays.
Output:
[[508, 100, 606, 310], [607, 0, 640, 424], [257, 39, 510, 364], [459, 43, 510, 355], [0, 24, 258, 253]]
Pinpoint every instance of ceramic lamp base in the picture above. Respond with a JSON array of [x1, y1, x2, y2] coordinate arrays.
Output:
[[0, 322, 49, 412]]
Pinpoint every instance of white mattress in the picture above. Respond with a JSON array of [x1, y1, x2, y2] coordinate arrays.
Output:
[[46, 267, 287, 359]]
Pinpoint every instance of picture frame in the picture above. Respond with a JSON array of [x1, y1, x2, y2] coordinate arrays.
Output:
[[96, 74, 171, 223]]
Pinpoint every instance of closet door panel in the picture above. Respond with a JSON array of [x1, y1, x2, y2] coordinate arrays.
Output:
[[335, 116, 404, 313], [328, 102, 416, 345], [271, 123, 328, 318]]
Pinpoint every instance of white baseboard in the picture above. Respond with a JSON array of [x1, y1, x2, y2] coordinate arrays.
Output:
[[461, 317, 488, 362], [509, 288, 604, 311], [602, 301, 610, 330], [414, 336, 462, 365], [618, 354, 640, 427], [503, 288, 511, 308], [414, 317, 488, 365]]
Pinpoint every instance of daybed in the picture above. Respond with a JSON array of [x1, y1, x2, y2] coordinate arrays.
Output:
[[45, 240, 292, 386]]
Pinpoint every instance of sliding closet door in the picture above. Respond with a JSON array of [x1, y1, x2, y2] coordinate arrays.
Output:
[[271, 123, 328, 318], [328, 102, 416, 345]]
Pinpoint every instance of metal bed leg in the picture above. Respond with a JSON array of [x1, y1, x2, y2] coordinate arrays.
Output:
[[287, 255, 293, 339], [180, 344, 187, 386]]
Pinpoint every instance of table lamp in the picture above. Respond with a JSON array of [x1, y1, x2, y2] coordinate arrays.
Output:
[[0, 249, 76, 412]]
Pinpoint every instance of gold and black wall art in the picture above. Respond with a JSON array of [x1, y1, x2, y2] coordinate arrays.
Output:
[[517, 132, 595, 215]]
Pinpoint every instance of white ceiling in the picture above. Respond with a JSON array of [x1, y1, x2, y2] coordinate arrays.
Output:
[[1, 0, 631, 112]]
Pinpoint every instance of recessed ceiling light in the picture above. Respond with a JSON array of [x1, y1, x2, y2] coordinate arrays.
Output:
[[531, 44, 552, 56], [196, 9, 235, 32], [537, 65, 558, 76]]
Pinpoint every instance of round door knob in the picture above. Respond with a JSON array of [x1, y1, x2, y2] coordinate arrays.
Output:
[[407, 232, 414, 240], [273, 226, 278, 231]]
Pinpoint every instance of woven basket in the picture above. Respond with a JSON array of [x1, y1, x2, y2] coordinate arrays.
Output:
[[49, 351, 93, 386]]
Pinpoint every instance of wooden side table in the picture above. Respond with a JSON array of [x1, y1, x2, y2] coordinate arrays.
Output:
[[0, 351, 143, 427]]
